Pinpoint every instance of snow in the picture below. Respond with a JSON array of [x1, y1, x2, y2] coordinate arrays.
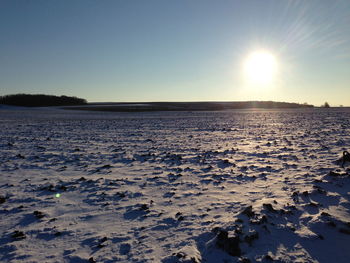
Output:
[[0, 107, 350, 262]]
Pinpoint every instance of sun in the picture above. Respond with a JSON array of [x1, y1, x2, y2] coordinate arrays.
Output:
[[244, 51, 277, 86]]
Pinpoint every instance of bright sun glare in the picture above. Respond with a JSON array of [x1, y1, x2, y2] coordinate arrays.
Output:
[[244, 51, 277, 86]]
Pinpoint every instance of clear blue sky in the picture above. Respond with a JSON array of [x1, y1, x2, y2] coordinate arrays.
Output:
[[1, 0, 350, 106]]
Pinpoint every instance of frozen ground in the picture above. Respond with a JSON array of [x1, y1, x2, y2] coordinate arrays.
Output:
[[0, 107, 350, 263]]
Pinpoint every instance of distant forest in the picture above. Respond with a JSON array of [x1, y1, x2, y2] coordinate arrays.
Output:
[[0, 94, 87, 107], [65, 101, 314, 112], [0, 94, 315, 111]]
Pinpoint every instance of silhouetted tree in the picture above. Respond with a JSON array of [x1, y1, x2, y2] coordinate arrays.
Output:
[[323, 102, 330, 108]]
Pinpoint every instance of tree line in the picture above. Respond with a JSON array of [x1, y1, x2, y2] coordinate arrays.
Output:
[[0, 94, 87, 107]]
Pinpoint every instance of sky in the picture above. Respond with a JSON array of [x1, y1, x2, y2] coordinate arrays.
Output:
[[1, 0, 350, 106]]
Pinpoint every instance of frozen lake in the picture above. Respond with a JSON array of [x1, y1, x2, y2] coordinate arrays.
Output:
[[1, 107, 350, 262]]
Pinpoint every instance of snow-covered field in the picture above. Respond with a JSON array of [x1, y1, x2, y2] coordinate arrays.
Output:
[[1, 107, 350, 263]]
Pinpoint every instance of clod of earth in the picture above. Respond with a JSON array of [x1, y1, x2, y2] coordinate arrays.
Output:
[[140, 204, 150, 211], [57, 185, 67, 191], [11, 230, 26, 240], [263, 203, 276, 213], [302, 191, 309, 196], [216, 230, 241, 257], [328, 171, 347, 177], [0, 195, 6, 204], [34, 210, 45, 219], [241, 206, 255, 218], [99, 237, 108, 243], [100, 164, 112, 169]]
